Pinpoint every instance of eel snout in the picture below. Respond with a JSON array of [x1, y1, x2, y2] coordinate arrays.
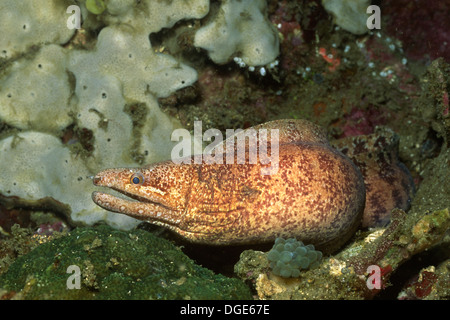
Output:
[[92, 169, 181, 226]]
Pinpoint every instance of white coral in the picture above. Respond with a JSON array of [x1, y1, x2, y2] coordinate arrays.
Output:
[[0, 0, 75, 59], [194, 0, 279, 66], [0, 45, 73, 133]]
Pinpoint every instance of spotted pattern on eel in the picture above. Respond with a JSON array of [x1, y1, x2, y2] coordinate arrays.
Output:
[[92, 119, 366, 252], [332, 127, 415, 228]]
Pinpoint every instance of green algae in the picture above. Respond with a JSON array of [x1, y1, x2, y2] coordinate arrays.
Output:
[[0, 225, 252, 299], [86, 0, 106, 15]]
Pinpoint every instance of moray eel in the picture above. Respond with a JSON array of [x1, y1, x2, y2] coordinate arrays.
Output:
[[92, 119, 365, 251], [332, 127, 415, 228]]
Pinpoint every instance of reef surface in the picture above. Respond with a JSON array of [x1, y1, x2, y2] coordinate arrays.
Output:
[[0, 0, 449, 300]]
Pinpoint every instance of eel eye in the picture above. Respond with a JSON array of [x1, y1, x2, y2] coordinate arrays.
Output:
[[130, 172, 144, 185]]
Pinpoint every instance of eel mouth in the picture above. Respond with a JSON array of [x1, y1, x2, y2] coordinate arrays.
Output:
[[103, 186, 162, 204], [91, 190, 181, 229], [91, 170, 181, 228], [92, 171, 173, 209], [92, 187, 173, 211]]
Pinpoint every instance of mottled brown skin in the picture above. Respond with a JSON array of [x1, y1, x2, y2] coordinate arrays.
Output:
[[92, 119, 365, 251], [332, 128, 415, 228]]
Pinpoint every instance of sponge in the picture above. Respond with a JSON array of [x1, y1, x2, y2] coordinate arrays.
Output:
[[267, 238, 323, 278], [194, 0, 279, 66]]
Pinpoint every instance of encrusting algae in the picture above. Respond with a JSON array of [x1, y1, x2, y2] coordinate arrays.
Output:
[[0, 225, 252, 299]]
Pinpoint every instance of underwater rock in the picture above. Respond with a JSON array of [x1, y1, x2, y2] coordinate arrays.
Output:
[[398, 261, 450, 300], [0, 225, 252, 299], [418, 58, 450, 144], [332, 127, 415, 228], [407, 147, 450, 217]]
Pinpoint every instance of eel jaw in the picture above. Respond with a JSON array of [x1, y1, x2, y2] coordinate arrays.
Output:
[[91, 191, 182, 228]]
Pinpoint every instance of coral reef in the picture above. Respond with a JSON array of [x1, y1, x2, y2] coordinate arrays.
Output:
[[235, 208, 449, 299], [0, 0, 448, 300], [234, 60, 450, 297], [0, 225, 252, 299]]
